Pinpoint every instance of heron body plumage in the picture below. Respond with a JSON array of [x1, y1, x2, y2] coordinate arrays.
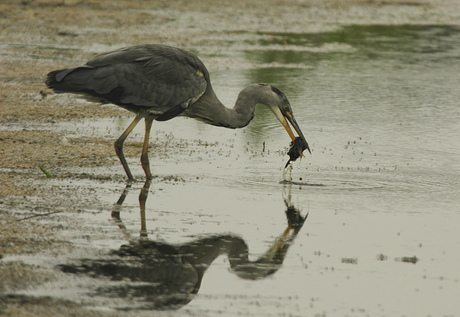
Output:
[[46, 44, 309, 180], [46, 45, 208, 116]]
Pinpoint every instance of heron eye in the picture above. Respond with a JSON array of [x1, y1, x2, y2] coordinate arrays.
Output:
[[284, 106, 289, 111]]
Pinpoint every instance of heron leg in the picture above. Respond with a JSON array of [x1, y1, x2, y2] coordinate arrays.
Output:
[[115, 112, 146, 180], [140, 115, 155, 179]]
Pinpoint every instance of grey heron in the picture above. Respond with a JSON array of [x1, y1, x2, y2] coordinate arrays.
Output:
[[46, 44, 310, 180]]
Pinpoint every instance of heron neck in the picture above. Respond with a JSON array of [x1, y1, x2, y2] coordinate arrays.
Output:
[[184, 84, 267, 129]]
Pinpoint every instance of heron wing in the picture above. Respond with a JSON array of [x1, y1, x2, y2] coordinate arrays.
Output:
[[51, 45, 208, 116]]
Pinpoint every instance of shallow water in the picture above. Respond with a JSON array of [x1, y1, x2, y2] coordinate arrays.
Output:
[[5, 24, 460, 316]]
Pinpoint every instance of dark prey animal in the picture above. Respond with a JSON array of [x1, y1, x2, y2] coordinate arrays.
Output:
[[46, 44, 310, 180], [285, 137, 310, 168]]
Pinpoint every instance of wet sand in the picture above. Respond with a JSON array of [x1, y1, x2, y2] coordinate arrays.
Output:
[[1, 0, 460, 316]]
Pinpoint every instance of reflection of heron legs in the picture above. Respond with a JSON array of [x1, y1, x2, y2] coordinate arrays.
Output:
[[111, 182, 134, 241], [114, 112, 147, 180], [139, 180, 151, 239], [111, 180, 152, 241], [141, 115, 155, 180]]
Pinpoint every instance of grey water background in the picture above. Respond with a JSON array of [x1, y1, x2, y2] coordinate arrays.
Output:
[[9, 25, 460, 316]]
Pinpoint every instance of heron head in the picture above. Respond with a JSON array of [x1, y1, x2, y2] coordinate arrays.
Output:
[[264, 85, 311, 155]]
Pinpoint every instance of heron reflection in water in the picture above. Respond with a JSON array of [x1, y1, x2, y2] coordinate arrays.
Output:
[[59, 180, 308, 310], [46, 44, 310, 180]]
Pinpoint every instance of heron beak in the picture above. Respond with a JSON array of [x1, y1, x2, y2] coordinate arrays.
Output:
[[285, 115, 311, 155], [270, 106, 311, 155], [279, 116, 297, 142]]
